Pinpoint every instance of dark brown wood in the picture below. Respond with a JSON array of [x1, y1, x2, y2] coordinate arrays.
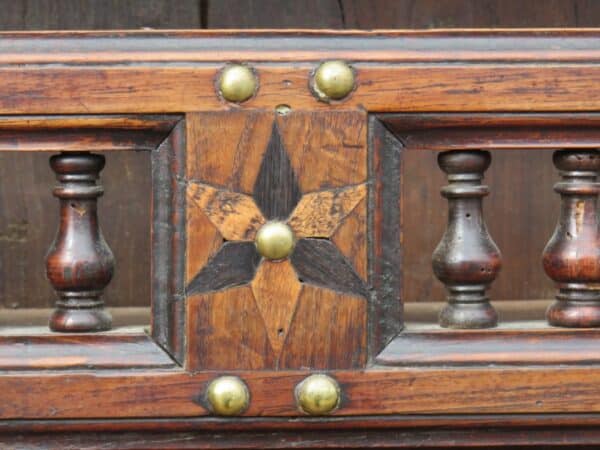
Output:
[[376, 325, 600, 366], [46, 152, 114, 332], [0, 331, 174, 370], [433, 150, 501, 328], [291, 239, 368, 297], [369, 117, 403, 356], [186, 242, 261, 294], [252, 121, 302, 221], [3, 425, 600, 449], [543, 149, 600, 327], [151, 120, 186, 364]]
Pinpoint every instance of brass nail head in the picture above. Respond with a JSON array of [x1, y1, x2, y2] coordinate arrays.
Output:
[[313, 61, 355, 101], [255, 222, 295, 260], [206, 376, 249, 416], [218, 64, 257, 103], [296, 374, 340, 415]]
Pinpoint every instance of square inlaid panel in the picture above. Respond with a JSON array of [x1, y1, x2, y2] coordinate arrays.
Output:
[[184, 111, 369, 370]]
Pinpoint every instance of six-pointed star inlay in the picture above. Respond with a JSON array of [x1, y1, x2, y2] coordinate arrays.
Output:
[[186, 122, 367, 354]]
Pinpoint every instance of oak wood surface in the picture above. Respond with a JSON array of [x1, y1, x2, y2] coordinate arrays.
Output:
[[184, 110, 368, 370], [0, 331, 174, 370], [377, 326, 600, 366], [2, 366, 600, 418]]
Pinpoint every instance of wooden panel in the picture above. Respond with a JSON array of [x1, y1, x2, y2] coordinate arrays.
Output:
[[0, 332, 174, 370], [2, 367, 600, 418], [341, 0, 597, 28], [3, 425, 599, 449], [251, 260, 303, 356], [377, 326, 600, 366], [0, 0, 202, 30], [151, 121, 187, 363], [331, 197, 368, 280], [288, 184, 367, 238], [206, 0, 343, 28], [279, 285, 367, 369], [184, 110, 368, 370], [369, 118, 403, 354], [186, 287, 275, 370], [2, 64, 599, 115]]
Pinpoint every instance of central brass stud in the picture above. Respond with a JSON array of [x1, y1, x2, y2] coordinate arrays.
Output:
[[255, 222, 295, 260], [206, 376, 250, 416], [295, 374, 341, 415], [218, 64, 257, 103], [312, 61, 355, 102]]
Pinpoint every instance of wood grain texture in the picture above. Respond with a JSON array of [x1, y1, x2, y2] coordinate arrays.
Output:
[[288, 184, 367, 238], [342, 0, 600, 28], [331, 197, 368, 280], [3, 64, 600, 115], [251, 260, 302, 357], [377, 327, 600, 366], [3, 425, 600, 449], [186, 242, 261, 295], [0, 0, 202, 30], [151, 121, 187, 363], [186, 286, 274, 371], [0, 333, 175, 370], [187, 183, 266, 241], [277, 111, 367, 192], [184, 111, 369, 370], [279, 284, 367, 369], [186, 111, 272, 194], [185, 194, 222, 285], [3, 367, 600, 418], [206, 0, 343, 28], [369, 117, 403, 354], [291, 239, 368, 298], [252, 122, 302, 220]]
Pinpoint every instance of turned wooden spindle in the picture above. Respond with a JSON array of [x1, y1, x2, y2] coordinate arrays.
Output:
[[432, 150, 502, 328], [46, 152, 114, 332], [543, 149, 600, 328]]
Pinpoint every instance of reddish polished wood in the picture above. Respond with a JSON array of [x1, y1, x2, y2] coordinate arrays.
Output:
[[46, 152, 114, 332], [543, 149, 600, 327], [432, 150, 501, 328]]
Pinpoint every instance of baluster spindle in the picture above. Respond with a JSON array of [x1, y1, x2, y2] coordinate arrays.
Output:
[[432, 150, 501, 328], [46, 152, 114, 332], [543, 149, 600, 328]]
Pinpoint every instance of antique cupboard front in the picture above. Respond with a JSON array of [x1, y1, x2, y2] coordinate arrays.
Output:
[[0, 30, 599, 448]]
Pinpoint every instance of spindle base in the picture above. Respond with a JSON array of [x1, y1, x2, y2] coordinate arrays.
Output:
[[439, 302, 498, 329], [547, 300, 600, 328], [49, 296, 112, 332]]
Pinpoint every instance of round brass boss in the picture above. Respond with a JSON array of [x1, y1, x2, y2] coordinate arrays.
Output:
[[255, 222, 295, 260], [312, 61, 355, 101], [295, 374, 341, 415], [218, 64, 257, 103], [206, 376, 249, 416]]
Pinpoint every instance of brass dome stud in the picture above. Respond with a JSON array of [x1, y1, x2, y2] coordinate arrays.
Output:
[[206, 376, 250, 416], [217, 64, 257, 103], [312, 61, 355, 102], [255, 222, 295, 260], [295, 374, 341, 415]]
